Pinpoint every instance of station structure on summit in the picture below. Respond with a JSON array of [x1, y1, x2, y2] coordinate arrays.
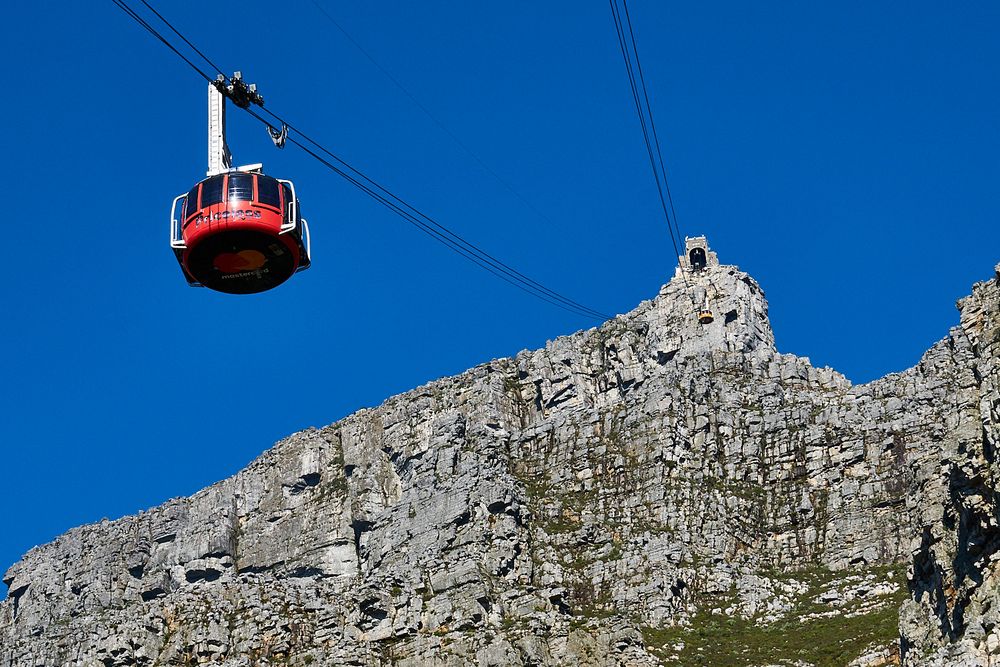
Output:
[[678, 236, 719, 325], [169, 73, 311, 294], [680, 236, 718, 273]]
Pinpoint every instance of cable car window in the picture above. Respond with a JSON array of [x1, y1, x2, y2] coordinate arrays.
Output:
[[281, 183, 295, 220], [257, 176, 281, 209], [201, 176, 225, 207], [227, 173, 254, 202], [185, 184, 200, 218]]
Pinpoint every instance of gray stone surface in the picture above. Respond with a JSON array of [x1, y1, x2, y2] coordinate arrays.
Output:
[[2, 247, 999, 666]]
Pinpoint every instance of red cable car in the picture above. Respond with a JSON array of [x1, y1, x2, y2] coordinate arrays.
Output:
[[169, 74, 311, 294], [170, 169, 310, 294]]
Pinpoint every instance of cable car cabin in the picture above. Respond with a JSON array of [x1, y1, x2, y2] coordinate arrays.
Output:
[[170, 171, 311, 294]]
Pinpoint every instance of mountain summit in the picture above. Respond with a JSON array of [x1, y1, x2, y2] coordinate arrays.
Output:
[[4, 239, 1000, 667]]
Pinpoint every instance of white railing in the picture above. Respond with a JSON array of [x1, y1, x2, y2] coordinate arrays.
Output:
[[169, 193, 187, 249], [277, 179, 298, 234]]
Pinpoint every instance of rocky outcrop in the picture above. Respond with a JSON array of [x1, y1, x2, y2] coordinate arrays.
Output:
[[897, 264, 1000, 666], [2, 247, 1000, 666]]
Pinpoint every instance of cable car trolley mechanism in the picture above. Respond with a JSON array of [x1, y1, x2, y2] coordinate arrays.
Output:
[[170, 73, 311, 294]]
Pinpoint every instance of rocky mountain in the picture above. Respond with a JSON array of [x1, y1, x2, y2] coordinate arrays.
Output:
[[3, 238, 1000, 667]]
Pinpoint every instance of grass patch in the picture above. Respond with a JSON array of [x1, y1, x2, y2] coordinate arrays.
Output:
[[643, 565, 906, 666]]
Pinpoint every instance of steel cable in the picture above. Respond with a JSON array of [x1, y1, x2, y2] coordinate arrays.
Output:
[[110, 0, 612, 321], [609, 0, 688, 284]]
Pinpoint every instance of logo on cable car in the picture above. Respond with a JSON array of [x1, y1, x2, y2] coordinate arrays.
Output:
[[194, 209, 262, 226], [213, 249, 268, 274]]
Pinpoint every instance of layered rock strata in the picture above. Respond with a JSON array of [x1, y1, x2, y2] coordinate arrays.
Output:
[[3, 250, 1000, 666]]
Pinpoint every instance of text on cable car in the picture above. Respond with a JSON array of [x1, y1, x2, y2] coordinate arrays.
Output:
[[192, 209, 263, 226], [219, 268, 271, 280]]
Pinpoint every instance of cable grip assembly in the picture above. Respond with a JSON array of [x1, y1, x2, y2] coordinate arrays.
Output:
[[213, 71, 264, 109]]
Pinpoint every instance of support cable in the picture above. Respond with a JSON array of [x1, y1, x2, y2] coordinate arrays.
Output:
[[259, 115, 609, 319], [252, 104, 609, 320], [136, 0, 227, 79], [110, 0, 214, 82], [110, 0, 611, 321], [609, 0, 689, 285], [620, 0, 684, 252]]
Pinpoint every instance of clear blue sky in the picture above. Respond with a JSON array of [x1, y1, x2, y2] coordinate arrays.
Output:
[[1, 1, 997, 585]]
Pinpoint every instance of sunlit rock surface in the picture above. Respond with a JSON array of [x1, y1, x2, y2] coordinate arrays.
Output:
[[3, 246, 1000, 666]]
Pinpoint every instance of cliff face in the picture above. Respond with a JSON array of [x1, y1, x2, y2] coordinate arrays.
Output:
[[3, 248, 1000, 667]]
